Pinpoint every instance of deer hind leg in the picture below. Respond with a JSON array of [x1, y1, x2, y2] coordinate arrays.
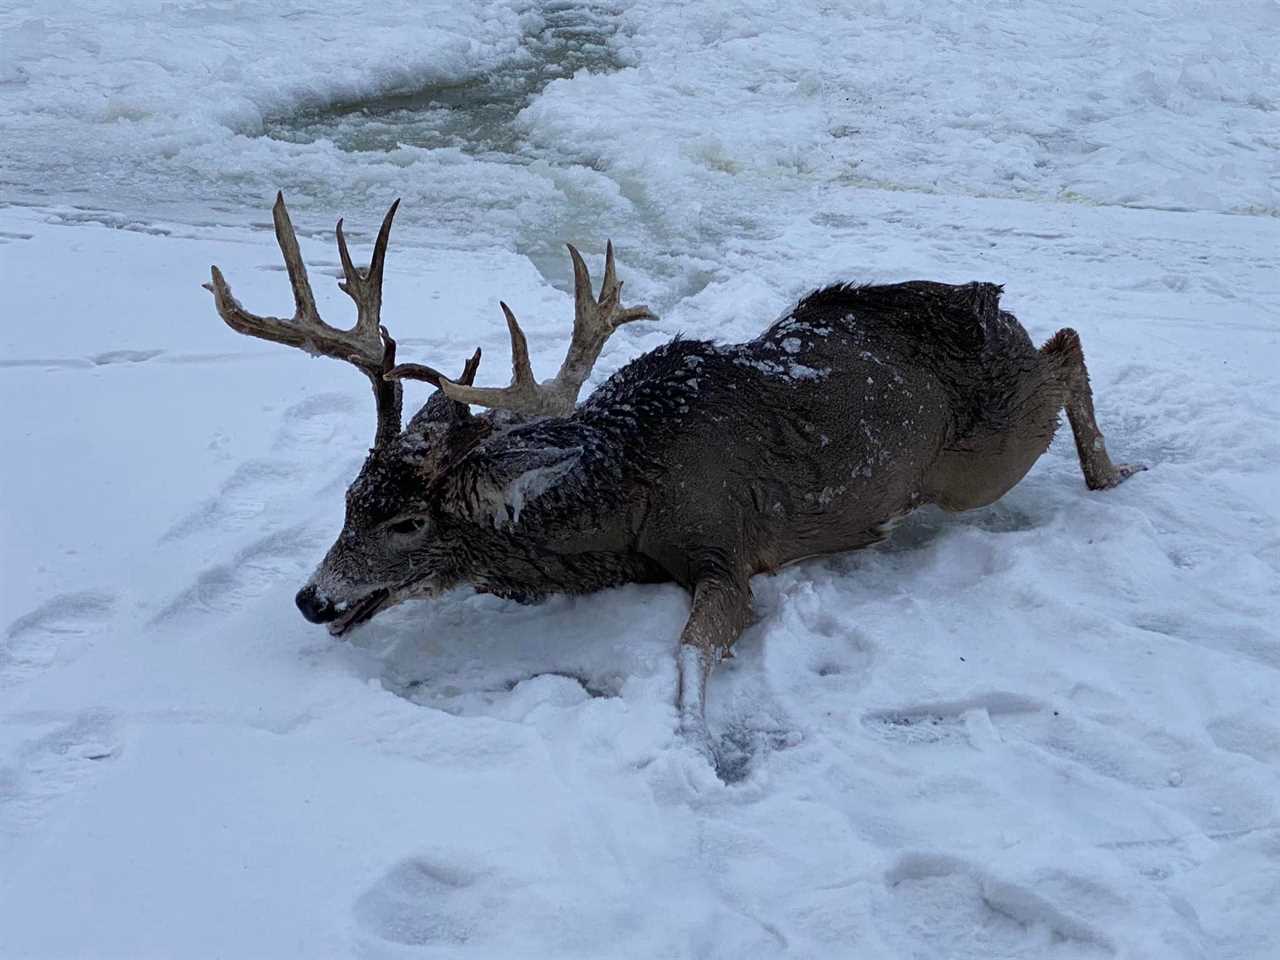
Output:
[[676, 575, 752, 750], [1040, 328, 1147, 490]]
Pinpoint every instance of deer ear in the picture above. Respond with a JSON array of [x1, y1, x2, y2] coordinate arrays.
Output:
[[449, 445, 582, 528]]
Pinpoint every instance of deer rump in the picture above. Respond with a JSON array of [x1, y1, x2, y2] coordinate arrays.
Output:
[[207, 197, 1143, 746]]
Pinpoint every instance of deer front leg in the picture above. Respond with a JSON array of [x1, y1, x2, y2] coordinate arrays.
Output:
[[1041, 328, 1147, 490], [676, 576, 752, 749]]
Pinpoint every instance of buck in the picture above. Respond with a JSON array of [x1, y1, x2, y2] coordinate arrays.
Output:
[[205, 196, 1144, 741]]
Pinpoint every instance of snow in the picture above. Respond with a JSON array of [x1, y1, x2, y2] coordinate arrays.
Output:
[[2, 1, 1279, 957]]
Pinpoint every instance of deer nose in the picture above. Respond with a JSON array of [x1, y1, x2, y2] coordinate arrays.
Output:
[[295, 585, 338, 624]]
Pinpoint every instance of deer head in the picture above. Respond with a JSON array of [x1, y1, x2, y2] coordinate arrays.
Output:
[[205, 195, 652, 634]]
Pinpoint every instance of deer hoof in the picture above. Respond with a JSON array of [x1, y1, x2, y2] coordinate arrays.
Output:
[[678, 712, 715, 766], [1099, 462, 1148, 489]]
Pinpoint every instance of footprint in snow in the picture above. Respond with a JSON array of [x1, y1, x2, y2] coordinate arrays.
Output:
[[712, 723, 801, 785], [782, 587, 876, 691], [275, 391, 362, 449], [353, 857, 484, 947], [160, 458, 304, 542], [160, 392, 363, 546], [1206, 714, 1280, 765], [2, 591, 116, 687], [89, 349, 165, 366], [861, 692, 1042, 747], [0, 711, 122, 847], [150, 526, 321, 625], [878, 853, 1117, 958]]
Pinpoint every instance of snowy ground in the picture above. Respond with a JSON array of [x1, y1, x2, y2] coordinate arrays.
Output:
[[2, 1, 1279, 957]]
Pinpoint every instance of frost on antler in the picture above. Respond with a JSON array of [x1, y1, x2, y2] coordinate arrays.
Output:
[[387, 241, 654, 418]]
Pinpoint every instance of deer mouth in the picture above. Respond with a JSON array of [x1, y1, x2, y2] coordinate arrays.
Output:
[[327, 588, 391, 637]]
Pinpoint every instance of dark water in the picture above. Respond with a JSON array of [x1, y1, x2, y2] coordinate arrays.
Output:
[[262, 2, 624, 158]]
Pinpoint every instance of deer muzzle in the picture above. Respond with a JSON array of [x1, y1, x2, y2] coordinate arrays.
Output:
[[295, 584, 339, 624]]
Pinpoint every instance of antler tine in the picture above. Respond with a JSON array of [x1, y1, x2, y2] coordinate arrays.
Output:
[[272, 191, 320, 324], [383, 362, 447, 388], [368, 199, 399, 294], [459, 347, 483, 386], [379, 324, 398, 371], [390, 302, 553, 412], [553, 240, 654, 399], [568, 243, 597, 323], [500, 301, 536, 391], [384, 348, 483, 389], [596, 242, 647, 325], [599, 240, 619, 310], [336, 199, 400, 340], [386, 241, 654, 419], [336, 217, 357, 293]]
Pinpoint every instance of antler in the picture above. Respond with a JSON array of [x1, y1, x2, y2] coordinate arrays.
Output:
[[204, 193, 405, 447], [388, 242, 654, 418]]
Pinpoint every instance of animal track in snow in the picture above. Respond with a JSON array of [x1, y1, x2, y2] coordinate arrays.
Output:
[[862, 692, 1042, 746], [157, 392, 359, 553], [0, 350, 266, 371], [1030, 715, 1188, 791], [1206, 715, 1280, 765], [275, 391, 361, 448], [0, 711, 122, 847], [151, 526, 320, 624], [389, 669, 622, 719], [702, 661, 804, 785], [504, 670, 620, 700], [1134, 610, 1280, 673], [878, 854, 1114, 958], [258, 258, 343, 277], [160, 458, 303, 542], [757, 580, 875, 689], [713, 723, 801, 785], [5, 591, 116, 641], [801, 618, 875, 686], [353, 857, 484, 947], [2, 591, 116, 687], [88, 349, 165, 365]]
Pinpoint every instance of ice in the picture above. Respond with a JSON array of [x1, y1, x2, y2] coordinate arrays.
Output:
[[0, 1, 528, 225], [3, 0, 1280, 957]]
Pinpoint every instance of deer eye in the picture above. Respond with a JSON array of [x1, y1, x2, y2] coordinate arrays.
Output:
[[387, 516, 427, 536]]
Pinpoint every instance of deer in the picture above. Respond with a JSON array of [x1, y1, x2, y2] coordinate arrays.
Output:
[[205, 195, 1145, 746]]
